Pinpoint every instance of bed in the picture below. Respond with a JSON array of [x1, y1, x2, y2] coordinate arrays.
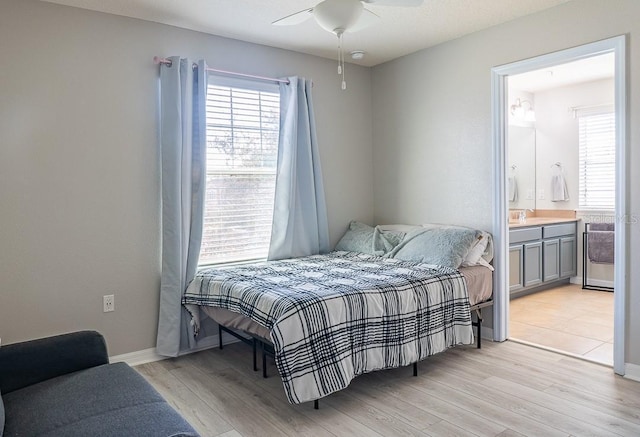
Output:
[[197, 263, 492, 345], [182, 223, 493, 405]]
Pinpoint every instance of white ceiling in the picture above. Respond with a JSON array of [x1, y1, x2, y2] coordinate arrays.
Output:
[[41, 0, 572, 67], [508, 52, 615, 93]]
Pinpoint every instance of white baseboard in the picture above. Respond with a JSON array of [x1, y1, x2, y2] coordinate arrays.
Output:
[[109, 332, 240, 367], [624, 363, 640, 382], [570, 276, 614, 289], [111, 324, 496, 366]]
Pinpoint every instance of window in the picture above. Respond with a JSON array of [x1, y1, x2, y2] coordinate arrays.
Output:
[[199, 77, 280, 266], [578, 110, 615, 210]]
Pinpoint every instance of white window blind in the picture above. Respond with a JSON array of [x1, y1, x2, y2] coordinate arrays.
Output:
[[578, 111, 615, 210], [199, 78, 280, 266]]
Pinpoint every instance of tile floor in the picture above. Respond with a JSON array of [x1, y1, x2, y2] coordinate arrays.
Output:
[[509, 283, 614, 365]]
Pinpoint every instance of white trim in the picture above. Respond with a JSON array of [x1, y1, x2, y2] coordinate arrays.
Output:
[[491, 35, 627, 374], [510, 338, 612, 367], [571, 276, 615, 288], [625, 363, 640, 382], [569, 276, 580, 285], [612, 35, 627, 376], [110, 327, 498, 367], [109, 333, 240, 367], [109, 347, 164, 367], [491, 69, 509, 342]]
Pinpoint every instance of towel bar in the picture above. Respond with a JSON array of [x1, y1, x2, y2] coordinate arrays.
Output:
[[582, 222, 614, 292]]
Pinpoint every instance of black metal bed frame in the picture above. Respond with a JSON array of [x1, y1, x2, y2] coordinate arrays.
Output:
[[216, 298, 493, 410]]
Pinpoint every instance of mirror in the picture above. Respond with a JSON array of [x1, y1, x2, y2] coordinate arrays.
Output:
[[507, 125, 536, 211]]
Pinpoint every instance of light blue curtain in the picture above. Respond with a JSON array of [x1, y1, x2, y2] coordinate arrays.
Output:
[[156, 57, 208, 357], [268, 77, 330, 260]]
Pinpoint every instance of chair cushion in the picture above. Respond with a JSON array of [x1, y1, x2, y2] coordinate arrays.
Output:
[[2, 362, 197, 437]]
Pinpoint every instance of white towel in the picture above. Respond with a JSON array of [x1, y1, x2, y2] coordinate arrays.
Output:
[[551, 174, 569, 202], [508, 176, 518, 202]]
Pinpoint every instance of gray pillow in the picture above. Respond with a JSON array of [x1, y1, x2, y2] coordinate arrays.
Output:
[[390, 227, 481, 268], [335, 221, 405, 256], [335, 221, 377, 254]]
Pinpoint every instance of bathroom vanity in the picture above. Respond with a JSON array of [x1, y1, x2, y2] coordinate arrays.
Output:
[[508, 217, 578, 297]]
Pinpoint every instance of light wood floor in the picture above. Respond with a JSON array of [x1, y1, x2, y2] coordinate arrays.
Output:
[[510, 284, 614, 365], [136, 339, 640, 437]]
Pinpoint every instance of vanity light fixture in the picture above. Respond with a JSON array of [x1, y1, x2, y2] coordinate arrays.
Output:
[[510, 98, 536, 122]]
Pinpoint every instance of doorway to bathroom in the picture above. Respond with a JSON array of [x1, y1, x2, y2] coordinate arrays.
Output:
[[490, 36, 627, 374], [506, 54, 616, 365]]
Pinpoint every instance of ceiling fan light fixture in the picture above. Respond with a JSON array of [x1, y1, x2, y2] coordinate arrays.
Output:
[[314, 0, 364, 34], [272, 0, 424, 90]]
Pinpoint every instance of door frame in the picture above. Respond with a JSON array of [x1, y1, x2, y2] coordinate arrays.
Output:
[[490, 35, 627, 375]]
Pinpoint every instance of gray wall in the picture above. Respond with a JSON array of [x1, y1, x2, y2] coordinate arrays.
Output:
[[3, 0, 639, 370], [0, 0, 374, 355], [372, 0, 640, 366]]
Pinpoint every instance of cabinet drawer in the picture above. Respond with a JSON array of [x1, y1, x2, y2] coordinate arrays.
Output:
[[509, 227, 542, 244], [543, 222, 576, 238]]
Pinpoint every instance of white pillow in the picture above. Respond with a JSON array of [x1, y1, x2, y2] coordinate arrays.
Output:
[[422, 224, 494, 266], [461, 234, 489, 267], [476, 257, 495, 271], [380, 223, 494, 268]]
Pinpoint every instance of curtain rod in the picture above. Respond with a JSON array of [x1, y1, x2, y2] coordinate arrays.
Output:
[[153, 56, 289, 85]]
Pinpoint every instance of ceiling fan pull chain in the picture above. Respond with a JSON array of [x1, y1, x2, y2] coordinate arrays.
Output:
[[339, 33, 346, 90], [337, 33, 342, 75]]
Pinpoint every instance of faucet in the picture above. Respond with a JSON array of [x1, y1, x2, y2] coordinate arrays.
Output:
[[518, 210, 527, 223], [518, 209, 534, 223]]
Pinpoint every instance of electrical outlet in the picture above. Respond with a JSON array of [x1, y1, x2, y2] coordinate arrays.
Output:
[[526, 189, 534, 200], [538, 189, 545, 200], [103, 295, 115, 313]]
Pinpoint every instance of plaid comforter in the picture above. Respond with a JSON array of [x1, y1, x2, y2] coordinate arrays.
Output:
[[183, 251, 474, 404]]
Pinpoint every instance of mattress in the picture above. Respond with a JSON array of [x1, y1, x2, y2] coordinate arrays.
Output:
[[200, 264, 493, 342]]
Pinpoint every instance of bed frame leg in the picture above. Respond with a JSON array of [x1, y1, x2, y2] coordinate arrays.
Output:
[[413, 362, 418, 377], [314, 400, 319, 410], [262, 341, 268, 378], [252, 338, 258, 371], [218, 324, 223, 350], [476, 308, 483, 349]]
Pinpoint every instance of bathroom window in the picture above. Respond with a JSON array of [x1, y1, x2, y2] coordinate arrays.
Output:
[[578, 111, 615, 210], [198, 76, 280, 266]]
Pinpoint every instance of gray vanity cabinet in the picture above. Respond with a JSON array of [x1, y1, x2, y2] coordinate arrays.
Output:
[[509, 222, 577, 296], [560, 236, 577, 278], [543, 239, 560, 282], [509, 245, 524, 292], [524, 241, 543, 287], [509, 226, 541, 293]]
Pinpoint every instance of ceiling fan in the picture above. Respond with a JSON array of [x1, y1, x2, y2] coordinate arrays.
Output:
[[273, 0, 424, 90]]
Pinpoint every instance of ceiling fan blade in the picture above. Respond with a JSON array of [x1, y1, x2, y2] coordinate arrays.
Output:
[[272, 8, 314, 26], [362, 0, 423, 6], [347, 8, 380, 32]]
